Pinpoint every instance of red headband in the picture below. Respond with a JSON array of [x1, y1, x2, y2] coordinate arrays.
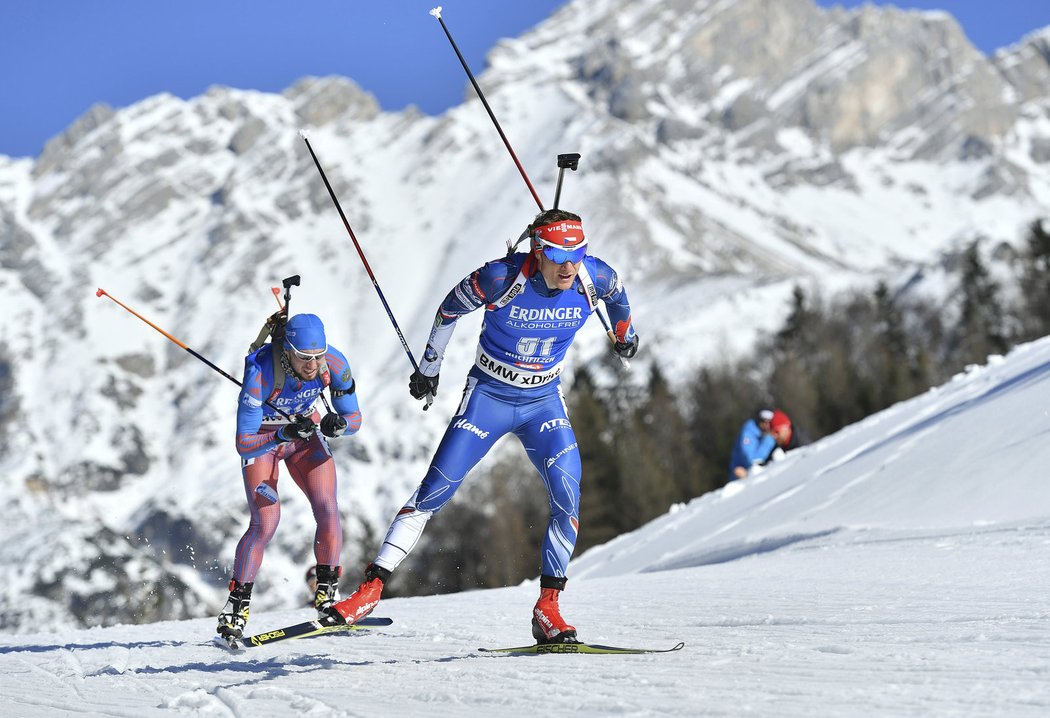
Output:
[[533, 220, 586, 248]]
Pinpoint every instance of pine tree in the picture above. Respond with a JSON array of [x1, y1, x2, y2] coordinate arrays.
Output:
[[871, 282, 911, 404], [473, 450, 547, 588], [609, 365, 701, 529], [639, 365, 713, 501], [688, 359, 769, 488], [774, 285, 821, 362], [1018, 218, 1050, 340], [565, 367, 622, 553], [951, 240, 1009, 367]]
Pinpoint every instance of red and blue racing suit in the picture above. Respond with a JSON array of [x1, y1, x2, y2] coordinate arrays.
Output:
[[231, 344, 361, 583]]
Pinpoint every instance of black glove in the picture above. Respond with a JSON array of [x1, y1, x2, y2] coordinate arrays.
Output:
[[409, 370, 439, 400], [320, 412, 348, 438], [276, 416, 316, 443], [614, 334, 639, 359]]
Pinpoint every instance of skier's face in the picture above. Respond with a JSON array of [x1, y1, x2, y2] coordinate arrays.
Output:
[[771, 424, 792, 446], [287, 349, 324, 380], [537, 251, 582, 290]]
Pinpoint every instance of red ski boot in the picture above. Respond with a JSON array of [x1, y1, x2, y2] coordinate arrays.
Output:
[[327, 563, 390, 626], [531, 584, 577, 644]]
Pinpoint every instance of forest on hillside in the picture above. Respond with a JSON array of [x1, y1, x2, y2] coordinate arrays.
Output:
[[370, 219, 1050, 598]]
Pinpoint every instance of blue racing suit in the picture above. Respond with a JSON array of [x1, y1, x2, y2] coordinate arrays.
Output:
[[375, 252, 635, 579]]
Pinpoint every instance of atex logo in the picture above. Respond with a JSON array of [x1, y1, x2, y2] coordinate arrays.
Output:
[[540, 418, 572, 432], [453, 418, 490, 439]]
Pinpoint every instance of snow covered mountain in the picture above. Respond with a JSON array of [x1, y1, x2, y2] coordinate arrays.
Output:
[[0, 0, 1048, 630], [1, 324, 1048, 716]]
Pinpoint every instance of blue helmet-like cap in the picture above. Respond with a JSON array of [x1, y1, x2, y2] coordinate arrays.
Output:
[[284, 313, 327, 353]]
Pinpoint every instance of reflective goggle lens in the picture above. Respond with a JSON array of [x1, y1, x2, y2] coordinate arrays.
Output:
[[541, 244, 587, 264], [292, 348, 326, 362]]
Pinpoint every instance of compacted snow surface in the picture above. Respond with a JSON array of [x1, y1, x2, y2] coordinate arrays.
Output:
[[2, 337, 1049, 715]]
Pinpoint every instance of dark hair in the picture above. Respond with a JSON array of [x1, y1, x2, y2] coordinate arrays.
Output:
[[527, 209, 582, 236]]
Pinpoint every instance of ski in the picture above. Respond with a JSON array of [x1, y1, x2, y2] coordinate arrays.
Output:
[[478, 640, 685, 655], [215, 616, 393, 650]]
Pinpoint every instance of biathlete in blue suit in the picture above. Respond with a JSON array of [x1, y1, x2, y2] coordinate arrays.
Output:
[[328, 209, 638, 644], [216, 313, 362, 642]]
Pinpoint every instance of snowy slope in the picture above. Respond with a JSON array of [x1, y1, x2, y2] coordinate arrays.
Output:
[[1, 335, 1048, 716]]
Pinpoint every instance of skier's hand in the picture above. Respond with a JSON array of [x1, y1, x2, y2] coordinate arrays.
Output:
[[320, 413, 348, 438], [409, 370, 439, 401], [614, 334, 639, 359], [276, 416, 316, 442]]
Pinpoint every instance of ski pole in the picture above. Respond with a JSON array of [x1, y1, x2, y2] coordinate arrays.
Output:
[[281, 274, 299, 318], [554, 155, 626, 366], [261, 274, 298, 340], [548, 152, 626, 365], [428, 7, 628, 368], [429, 6, 544, 210], [552, 152, 626, 366], [95, 288, 293, 419], [552, 153, 581, 210], [297, 130, 434, 410], [546, 152, 627, 364]]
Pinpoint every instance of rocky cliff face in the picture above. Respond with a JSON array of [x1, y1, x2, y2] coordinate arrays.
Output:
[[0, 0, 1047, 631], [510, 0, 1033, 157]]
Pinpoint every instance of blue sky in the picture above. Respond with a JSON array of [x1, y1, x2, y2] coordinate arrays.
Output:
[[1, 1, 1047, 158]]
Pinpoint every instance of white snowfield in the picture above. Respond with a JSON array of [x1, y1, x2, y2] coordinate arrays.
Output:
[[1, 337, 1048, 716]]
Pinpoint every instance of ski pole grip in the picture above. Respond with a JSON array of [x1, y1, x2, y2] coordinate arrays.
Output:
[[607, 329, 630, 369], [557, 153, 581, 170]]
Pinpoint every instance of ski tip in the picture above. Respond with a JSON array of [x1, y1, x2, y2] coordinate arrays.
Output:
[[478, 639, 685, 655], [356, 616, 394, 627], [429, 6, 442, 19], [95, 288, 106, 297], [297, 128, 310, 141]]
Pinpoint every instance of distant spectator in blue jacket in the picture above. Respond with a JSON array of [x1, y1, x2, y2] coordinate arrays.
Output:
[[729, 409, 777, 481]]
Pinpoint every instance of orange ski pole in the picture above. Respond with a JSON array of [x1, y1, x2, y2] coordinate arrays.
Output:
[[95, 288, 292, 418]]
